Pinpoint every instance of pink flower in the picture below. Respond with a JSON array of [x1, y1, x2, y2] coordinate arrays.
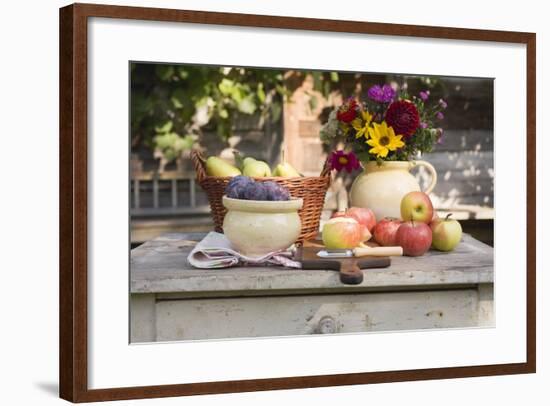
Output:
[[329, 150, 361, 173]]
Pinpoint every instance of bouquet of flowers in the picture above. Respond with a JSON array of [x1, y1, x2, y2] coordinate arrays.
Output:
[[320, 84, 448, 172]]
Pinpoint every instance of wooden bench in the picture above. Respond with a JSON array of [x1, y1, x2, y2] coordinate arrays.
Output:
[[130, 232, 494, 342]]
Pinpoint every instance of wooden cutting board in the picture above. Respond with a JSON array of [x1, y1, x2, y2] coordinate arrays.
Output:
[[294, 246, 391, 285]]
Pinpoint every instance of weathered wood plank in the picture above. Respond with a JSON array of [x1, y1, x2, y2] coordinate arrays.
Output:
[[130, 294, 156, 343], [130, 233, 493, 295], [427, 130, 493, 152], [131, 227, 213, 247], [415, 149, 494, 207], [171, 179, 178, 208], [477, 283, 494, 327], [153, 288, 480, 341]]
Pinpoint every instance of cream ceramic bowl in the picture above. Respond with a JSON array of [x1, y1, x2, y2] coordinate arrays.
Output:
[[222, 196, 303, 257]]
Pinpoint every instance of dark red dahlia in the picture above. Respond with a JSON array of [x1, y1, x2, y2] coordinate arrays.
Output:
[[385, 100, 420, 138], [336, 98, 359, 123]]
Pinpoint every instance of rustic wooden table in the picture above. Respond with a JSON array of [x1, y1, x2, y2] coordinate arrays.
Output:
[[130, 232, 494, 342]]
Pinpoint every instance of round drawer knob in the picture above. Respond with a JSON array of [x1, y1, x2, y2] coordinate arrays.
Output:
[[317, 316, 337, 334]]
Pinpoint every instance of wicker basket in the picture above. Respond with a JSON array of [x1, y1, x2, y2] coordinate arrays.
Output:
[[191, 150, 331, 243]]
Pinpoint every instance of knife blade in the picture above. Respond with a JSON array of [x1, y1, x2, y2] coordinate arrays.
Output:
[[317, 246, 403, 258]]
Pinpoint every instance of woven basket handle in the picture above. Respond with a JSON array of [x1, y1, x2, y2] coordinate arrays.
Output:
[[191, 149, 208, 182], [319, 155, 332, 177]]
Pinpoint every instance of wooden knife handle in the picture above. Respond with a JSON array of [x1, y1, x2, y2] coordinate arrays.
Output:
[[354, 246, 403, 257], [339, 260, 364, 285]]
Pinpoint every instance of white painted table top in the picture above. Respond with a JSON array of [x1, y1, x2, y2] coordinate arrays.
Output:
[[130, 232, 493, 295]]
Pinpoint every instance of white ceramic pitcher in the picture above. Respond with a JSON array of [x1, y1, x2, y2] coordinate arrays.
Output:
[[350, 161, 437, 221]]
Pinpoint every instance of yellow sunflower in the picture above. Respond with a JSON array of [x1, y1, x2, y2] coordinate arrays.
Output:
[[366, 121, 405, 158], [351, 110, 373, 139]]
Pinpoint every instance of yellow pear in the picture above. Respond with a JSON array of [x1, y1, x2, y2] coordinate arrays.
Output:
[[243, 157, 257, 167], [205, 156, 241, 177], [243, 160, 272, 177], [273, 162, 301, 178]]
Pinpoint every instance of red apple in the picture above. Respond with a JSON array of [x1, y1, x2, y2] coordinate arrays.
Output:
[[373, 217, 402, 246], [400, 191, 434, 223], [346, 207, 377, 233], [395, 221, 432, 256], [331, 207, 375, 241], [322, 217, 363, 249], [430, 214, 462, 251]]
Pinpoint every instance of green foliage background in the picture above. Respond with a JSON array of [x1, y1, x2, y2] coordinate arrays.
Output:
[[131, 63, 289, 161], [130, 63, 343, 162]]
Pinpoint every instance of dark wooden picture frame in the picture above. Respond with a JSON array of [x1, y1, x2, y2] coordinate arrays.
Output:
[[59, 3, 536, 402]]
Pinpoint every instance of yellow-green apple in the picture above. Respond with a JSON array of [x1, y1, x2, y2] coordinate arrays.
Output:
[[331, 207, 374, 241], [430, 214, 462, 251], [400, 191, 434, 223], [373, 217, 402, 246], [322, 217, 363, 249], [395, 221, 432, 256]]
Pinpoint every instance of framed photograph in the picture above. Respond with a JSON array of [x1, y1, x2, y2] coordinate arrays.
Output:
[[59, 3, 536, 402]]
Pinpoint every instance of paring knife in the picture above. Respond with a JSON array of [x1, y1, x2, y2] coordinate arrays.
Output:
[[295, 246, 391, 286], [317, 246, 403, 258]]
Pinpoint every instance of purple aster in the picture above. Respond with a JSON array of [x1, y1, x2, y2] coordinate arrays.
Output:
[[439, 99, 448, 109], [367, 84, 396, 103], [436, 111, 444, 120], [420, 122, 428, 129], [419, 90, 430, 101]]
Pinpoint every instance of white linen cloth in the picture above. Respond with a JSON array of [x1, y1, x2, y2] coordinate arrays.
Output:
[[187, 232, 301, 269]]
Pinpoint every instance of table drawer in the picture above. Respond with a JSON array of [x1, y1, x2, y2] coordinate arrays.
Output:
[[153, 289, 481, 341]]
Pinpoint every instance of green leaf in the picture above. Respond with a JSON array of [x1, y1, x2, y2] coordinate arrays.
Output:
[[330, 72, 339, 82], [356, 151, 371, 162], [171, 88, 188, 110], [173, 134, 196, 152], [153, 131, 197, 163], [218, 108, 229, 119], [155, 65, 175, 81], [171, 96, 183, 109], [155, 120, 173, 134], [270, 102, 282, 123], [257, 83, 266, 103], [178, 67, 189, 79], [218, 78, 235, 96], [237, 96, 256, 114]]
